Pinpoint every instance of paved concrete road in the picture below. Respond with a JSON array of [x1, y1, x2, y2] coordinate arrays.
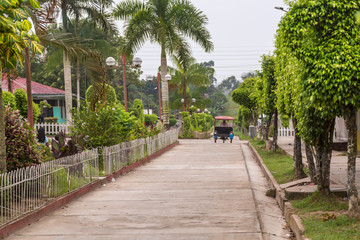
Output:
[[7, 139, 289, 240]]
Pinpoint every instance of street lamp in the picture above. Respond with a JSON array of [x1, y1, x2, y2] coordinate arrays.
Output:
[[192, 98, 196, 103], [181, 99, 184, 103], [274, 6, 288, 12], [106, 55, 142, 112]]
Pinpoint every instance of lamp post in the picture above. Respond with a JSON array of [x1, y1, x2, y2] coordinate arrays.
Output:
[[106, 55, 142, 112], [274, 6, 288, 12]]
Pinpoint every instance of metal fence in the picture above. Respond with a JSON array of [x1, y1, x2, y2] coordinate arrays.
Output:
[[278, 127, 295, 137], [0, 129, 178, 226], [0, 149, 99, 226], [102, 129, 179, 175], [35, 123, 70, 135]]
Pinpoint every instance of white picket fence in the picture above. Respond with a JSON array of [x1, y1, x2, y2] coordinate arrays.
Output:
[[35, 123, 70, 135], [278, 127, 295, 137]]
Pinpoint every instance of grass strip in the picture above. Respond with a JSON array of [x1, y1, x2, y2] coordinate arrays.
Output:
[[237, 131, 359, 240]]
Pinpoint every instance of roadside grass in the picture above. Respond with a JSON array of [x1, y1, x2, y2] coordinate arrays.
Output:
[[219, 96, 238, 117], [236, 131, 360, 240], [237, 132, 294, 184]]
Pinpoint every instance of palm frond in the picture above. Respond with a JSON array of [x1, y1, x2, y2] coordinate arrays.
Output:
[[113, 0, 144, 20]]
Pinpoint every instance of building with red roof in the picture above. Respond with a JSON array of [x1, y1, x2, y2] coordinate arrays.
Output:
[[2, 75, 68, 123]]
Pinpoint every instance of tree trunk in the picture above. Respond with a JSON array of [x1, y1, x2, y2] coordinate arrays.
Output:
[[344, 108, 359, 218], [260, 113, 264, 140], [24, 48, 34, 127], [272, 109, 278, 151], [160, 46, 169, 128], [305, 143, 317, 184], [63, 50, 72, 124], [293, 118, 306, 180], [183, 77, 186, 111], [313, 119, 335, 195], [264, 114, 273, 140], [76, 59, 80, 109], [0, 69, 6, 173]]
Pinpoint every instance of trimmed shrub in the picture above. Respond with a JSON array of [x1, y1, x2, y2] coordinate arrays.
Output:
[[189, 106, 197, 115], [85, 84, 118, 106], [169, 118, 177, 127], [145, 114, 157, 126], [2, 91, 16, 108], [71, 104, 138, 148], [44, 117, 58, 123], [182, 116, 193, 138], [133, 99, 144, 123], [5, 106, 41, 171], [13, 88, 41, 122]]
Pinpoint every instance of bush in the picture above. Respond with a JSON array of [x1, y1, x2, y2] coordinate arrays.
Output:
[[44, 117, 58, 123], [71, 104, 138, 148], [169, 118, 177, 127], [4, 106, 41, 171], [85, 84, 118, 106], [13, 88, 41, 122], [182, 116, 193, 138], [145, 114, 157, 126], [180, 111, 189, 118], [189, 106, 197, 115], [2, 91, 16, 108], [133, 99, 144, 123]]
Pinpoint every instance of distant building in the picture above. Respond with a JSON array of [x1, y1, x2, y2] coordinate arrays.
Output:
[[2, 75, 68, 123]]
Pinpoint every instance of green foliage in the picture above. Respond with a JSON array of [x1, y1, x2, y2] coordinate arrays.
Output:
[[190, 113, 198, 129], [13, 88, 41, 122], [218, 76, 240, 95], [180, 111, 189, 118], [71, 104, 138, 148], [189, 106, 197, 115], [169, 115, 177, 127], [276, 0, 360, 144], [4, 107, 41, 171], [144, 114, 158, 126], [44, 117, 58, 123], [85, 84, 118, 107], [182, 116, 193, 138], [259, 54, 276, 116], [2, 91, 16, 108], [280, 114, 290, 128], [133, 99, 145, 123], [51, 132, 86, 159]]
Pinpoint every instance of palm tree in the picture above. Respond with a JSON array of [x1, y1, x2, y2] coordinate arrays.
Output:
[[168, 56, 212, 111], [0, 0, 43, 172], [113, 0, 213, 126]]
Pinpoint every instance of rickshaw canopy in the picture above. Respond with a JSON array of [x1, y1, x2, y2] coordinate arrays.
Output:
[[215, 116, 235, 121]]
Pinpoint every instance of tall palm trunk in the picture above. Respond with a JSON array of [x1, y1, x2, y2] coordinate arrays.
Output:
[[0, 69, 6, 173], [24, 47, 34, 127], [63, 50, 72, 124], [161, 47, 169, 127], [76, 59, 80, 109], [183, 76, 186, 111]]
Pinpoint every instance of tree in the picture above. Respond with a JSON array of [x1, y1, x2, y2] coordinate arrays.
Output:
[[259, 54, 278, 151], [274, 43, 308, 180], [168, 57, 211, 111], [231, 77, 257, 126], [278, 1, 360, 216], [218, 76, 240, 95], [0, 0, 42, 172], [113, 0, 213, 127]]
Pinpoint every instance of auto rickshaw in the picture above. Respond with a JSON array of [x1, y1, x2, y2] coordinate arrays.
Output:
[[213, 116, 234, 143]]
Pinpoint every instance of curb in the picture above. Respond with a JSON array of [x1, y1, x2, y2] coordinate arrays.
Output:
[[247, 142, 309, 240], [0, 141, 179, 239]]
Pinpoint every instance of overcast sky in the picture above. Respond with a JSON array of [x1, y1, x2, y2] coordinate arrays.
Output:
[[113, 0, 286, 83]]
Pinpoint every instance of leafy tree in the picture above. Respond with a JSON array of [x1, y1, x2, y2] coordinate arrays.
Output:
[[169, 57, 211, 111], [218, 76, 240, 95], [231, 77, 257, 125], [2, 91, 16, 109], [13, 88, 41, 123], [0, 0, 42, 172], [113, 0, 214, 127], [278, 0, 360, 216]]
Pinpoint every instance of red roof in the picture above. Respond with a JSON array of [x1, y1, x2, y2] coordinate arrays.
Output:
[[2, 75, 65, 95], [215, 116, 235, 120]]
